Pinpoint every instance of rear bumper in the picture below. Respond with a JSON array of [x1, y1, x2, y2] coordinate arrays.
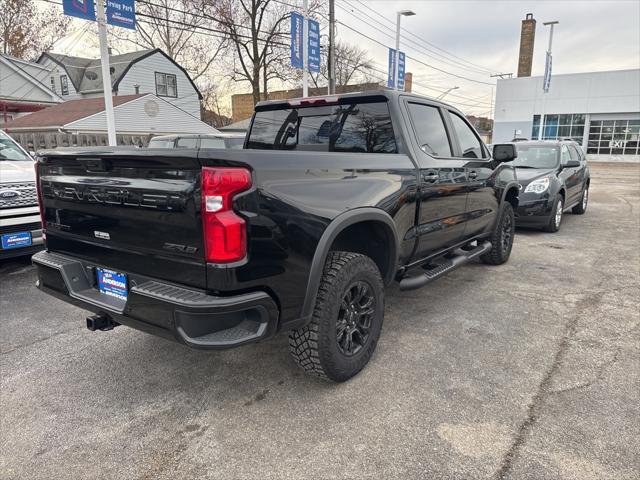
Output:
[[32, 250, 279, 349]]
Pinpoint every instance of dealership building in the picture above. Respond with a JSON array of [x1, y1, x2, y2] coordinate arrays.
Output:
[[493, 69, 640, 162], [492, 15, 639, 162]]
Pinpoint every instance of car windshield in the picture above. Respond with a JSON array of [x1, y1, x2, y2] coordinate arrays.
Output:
[[148, 138, 175, 148], [0, 135, 30, 161], [512, 145, 559, 169]]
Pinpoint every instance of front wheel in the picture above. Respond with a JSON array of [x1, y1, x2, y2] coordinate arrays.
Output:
[[544, 195, 564, 232], [481, 202, 515, 265], [572, 184, 589, 214], [289, 251, 384, 382]]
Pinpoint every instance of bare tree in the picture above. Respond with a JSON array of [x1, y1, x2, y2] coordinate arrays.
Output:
[[214, 0, 323, 105], [111, 0, 226, 81], [309, 41, 378, 89], [0, 0, 70, 60]]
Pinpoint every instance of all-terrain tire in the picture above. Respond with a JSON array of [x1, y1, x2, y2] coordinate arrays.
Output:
[[481, 203, 515, 265], [288, 251, 384, 382]]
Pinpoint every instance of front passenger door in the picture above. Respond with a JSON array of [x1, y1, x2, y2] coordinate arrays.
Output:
[[445, 111, 499, 240], [560, 144, 581, 203]]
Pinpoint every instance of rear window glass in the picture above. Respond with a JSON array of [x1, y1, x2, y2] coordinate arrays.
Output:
[[247, 101, 397, 153], [224, 137, 245, 149], [148, 138, 175, 148], [176, 138, 198, 149], [200, 138, 226, 149]]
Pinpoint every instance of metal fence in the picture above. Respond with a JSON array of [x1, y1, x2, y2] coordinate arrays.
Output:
[[7, 131, 153, 152]]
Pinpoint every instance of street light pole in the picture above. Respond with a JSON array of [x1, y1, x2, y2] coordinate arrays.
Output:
[[328, 0, 336, 94], [96, 0, 116, 146], [303, 0, 309, 97], [394, 10, 415, 91], [540, 20, 559, 139]]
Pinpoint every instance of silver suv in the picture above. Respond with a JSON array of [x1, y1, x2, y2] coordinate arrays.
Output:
[[0, 131, 43, 259]]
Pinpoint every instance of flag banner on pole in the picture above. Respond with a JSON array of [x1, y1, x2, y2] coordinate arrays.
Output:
[[307, 18, 320, 73], [387, 48, 405, 89], [543, 51, 552, 93], [62, 0, 96, 22], [291, 12, 304, 69], [106, 0, 136, 30]]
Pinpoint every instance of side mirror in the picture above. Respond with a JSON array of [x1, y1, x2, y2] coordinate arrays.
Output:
[[493, 144, 517, 162], [562, 159, 581, 168]]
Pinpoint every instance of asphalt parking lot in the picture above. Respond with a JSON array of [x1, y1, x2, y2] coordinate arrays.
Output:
[[1, 162, 638, 480]]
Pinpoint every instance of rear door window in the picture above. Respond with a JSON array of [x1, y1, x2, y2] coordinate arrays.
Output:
[[407, 103, 452, 157], [247, 100, 397, 153]]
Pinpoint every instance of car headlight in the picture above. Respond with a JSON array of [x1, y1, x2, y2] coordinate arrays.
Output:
[[524, 177, 550, 194]]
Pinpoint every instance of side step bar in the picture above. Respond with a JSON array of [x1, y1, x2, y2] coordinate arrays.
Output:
[[399, 241, 492, 291]]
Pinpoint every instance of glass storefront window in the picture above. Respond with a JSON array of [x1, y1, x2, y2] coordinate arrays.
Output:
[[587, 119, 640, 155], [532, 113, 587, 143]]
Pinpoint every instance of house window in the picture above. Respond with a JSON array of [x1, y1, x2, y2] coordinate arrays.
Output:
[[531, 114, 585, 143], [155, 72, 177, 98], [60, 75, 69, 95], [587, 119, 640, 156], [50, 77, 56, 93]]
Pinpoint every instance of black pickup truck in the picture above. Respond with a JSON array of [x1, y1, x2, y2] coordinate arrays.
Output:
[[32, 91, 519, 382]]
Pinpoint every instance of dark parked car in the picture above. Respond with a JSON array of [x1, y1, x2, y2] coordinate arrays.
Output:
[[513, 140, 590, 232], [148, 133, 245, 149], [32, 90, 520, 381]]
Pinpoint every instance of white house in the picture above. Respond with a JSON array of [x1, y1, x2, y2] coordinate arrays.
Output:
[[0, 54, 63, 122], [2, 93, 219, 144], [37, 49, 203, 119]]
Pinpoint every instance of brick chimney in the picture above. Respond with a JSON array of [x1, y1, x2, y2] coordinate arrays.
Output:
[[404, 72, 413, 93], [517, 13, 536, 77]]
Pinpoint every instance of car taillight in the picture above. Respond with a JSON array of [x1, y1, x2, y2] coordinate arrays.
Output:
[[201, 167, 252, 263], [34, 161, 46, 237]]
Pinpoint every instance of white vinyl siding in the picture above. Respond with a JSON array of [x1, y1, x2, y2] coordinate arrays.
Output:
[[116, 52, 201, 118], [64, 95, 217, 135], [37, 57, 81, 99], [0, 58, 61, 103]]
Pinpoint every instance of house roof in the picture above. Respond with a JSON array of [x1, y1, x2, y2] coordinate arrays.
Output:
[[1, 94, 146, 129], [37, 49, 203, 99], [0, 54, 62, 103]]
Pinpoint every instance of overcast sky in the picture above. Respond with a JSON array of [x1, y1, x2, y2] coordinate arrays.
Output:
[[53, 0, 640, 117]]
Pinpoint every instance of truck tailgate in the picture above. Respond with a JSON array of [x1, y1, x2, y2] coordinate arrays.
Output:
[[38, 150, 206, 289]]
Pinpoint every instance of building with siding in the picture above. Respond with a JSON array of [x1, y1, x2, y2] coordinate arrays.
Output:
[[37, 49, 203, 119], [2, 93, 218, 150], [0, 54, 63, 122], [493, 69, 640, 162]]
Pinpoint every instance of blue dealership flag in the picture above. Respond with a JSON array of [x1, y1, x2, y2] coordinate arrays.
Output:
[[106, 0, 136, 30], [62, 0, 96, 22], [307, 18, 320, 73], [387, 48, 405, 89], [291, 12, 304, 69], [543, 51, 552, 93]]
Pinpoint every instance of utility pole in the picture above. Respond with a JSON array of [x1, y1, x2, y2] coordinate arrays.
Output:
[[302, 0, 309, 97], [328, 0, 336, 94], [394, 10, 415, 91], [96, 0, 116, 146]]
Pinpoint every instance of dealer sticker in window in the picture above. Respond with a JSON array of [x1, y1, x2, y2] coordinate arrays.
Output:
[[96, 268, 128, 301]]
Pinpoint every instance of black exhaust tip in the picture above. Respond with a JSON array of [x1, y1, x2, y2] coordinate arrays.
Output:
[[86, 313, 119, 331]]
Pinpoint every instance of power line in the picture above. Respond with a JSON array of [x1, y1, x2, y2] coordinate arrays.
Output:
[[337, 0, 497, 77], [336, 19, 495, 86], [352, 0, 501, 76]]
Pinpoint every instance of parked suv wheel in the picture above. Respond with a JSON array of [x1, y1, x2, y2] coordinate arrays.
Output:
[[289, 251, 384, 382], [572, 184, 589, 214], [481, 203, 515, 265], [544, 195, 564, 232]]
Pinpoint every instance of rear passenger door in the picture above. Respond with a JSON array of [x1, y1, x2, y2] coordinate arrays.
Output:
[[445, 110, 498, 240], [405, 101, 469, 257]]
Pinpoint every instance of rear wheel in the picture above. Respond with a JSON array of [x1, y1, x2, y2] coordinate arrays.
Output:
[[289, 251, 384, 382], [544, 195, 563, 232], [481, 203, 515, 265], [572, 184, 589, 214]]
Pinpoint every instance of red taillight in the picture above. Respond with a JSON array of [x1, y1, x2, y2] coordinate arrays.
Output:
[[34, 161, 46, 236], [201, 167, 252, 263]]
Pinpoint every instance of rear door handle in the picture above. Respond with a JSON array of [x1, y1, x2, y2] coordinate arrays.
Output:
[[423, 173, 439, 182], [468, 170, 478, 179]]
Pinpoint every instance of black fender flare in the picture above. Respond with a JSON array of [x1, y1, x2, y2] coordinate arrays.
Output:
[[500, 180, 520, 206], [300, 208, 400, 320]]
